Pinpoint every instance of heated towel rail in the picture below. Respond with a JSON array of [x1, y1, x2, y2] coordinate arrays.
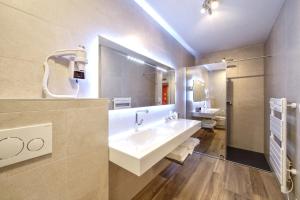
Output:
[[269, 98, 297, 194]]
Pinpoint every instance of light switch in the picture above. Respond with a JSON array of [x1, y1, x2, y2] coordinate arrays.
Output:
[[0, 123, 52, 168]]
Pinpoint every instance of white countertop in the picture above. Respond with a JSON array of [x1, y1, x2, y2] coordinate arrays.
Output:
[[192, 108, 220, 118], [109, 119, 201, 176]]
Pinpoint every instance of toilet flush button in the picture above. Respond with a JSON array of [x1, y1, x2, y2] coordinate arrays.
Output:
[[0, 123, 52, 168], [27, 138, 44, 151], [0, 137, 24, 160]]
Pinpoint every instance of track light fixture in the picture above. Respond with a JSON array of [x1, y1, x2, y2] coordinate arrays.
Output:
[[201, 0, 219, 15]]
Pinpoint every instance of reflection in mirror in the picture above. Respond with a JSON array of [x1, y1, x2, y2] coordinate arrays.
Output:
[[99, 37, 175, 110], [193, 80, 206, 102]]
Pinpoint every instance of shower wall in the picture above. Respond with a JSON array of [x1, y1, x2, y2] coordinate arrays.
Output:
[[264, 0, 300, 198]]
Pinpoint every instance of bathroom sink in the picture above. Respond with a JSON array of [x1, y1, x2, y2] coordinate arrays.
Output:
[[109, 119, 201, 176]]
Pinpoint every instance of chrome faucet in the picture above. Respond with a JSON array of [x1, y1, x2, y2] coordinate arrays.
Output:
[[165, 111, 178, 122], [135, 109, 149, 129]]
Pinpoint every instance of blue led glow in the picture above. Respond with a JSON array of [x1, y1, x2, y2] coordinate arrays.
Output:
[[156, 67, 168, 73], [127, 55, 146, 64], [100, 34, 175, 69], [134, 0, 197, 56]]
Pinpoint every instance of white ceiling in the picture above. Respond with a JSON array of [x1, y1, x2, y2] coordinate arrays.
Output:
[[143, 0, 285, 56]]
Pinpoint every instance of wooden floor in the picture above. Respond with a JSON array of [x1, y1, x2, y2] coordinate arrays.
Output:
[[193, 128, 226, 158], [133, 153, 284, 200]]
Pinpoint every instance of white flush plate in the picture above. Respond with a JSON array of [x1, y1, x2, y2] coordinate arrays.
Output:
[[0, 123, 52, 168]]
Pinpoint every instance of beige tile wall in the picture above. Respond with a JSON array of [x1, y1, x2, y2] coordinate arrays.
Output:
[[197, 44, 265, 153], [265, 0, 300, 198], [0, 99, 109, 200], [0, 0, 194, 116], [109, 160, 171, 200]]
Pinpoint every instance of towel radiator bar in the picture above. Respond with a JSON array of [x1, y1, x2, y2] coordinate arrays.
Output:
[[269, 98, 297, 194], [113, 97, 132, 110]]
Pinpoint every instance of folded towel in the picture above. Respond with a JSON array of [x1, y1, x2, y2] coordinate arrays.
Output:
[[166, 138, 201, 163], [201, 119, 217, 128], [166, 146, 190, 163]]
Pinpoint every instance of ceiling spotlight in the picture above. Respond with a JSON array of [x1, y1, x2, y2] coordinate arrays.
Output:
[[201, 7, 206, 14], [211, 0, 219, 9], [201, 0, 219, 15]]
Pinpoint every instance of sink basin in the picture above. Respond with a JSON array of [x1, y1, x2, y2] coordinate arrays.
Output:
[[109, 119, 201, 176]]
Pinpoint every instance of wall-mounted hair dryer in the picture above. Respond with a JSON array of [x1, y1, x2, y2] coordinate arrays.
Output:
[[42, 46, 88, 98]]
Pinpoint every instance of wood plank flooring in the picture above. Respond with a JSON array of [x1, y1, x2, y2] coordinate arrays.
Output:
[[193, 129, 226, 158], [132, 153, 284, 200]]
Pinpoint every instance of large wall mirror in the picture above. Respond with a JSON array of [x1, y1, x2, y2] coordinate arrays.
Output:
[[99, 37, 176, 110]]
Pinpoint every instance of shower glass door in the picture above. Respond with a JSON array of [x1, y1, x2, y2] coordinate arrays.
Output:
[[186, 64, 227, 159]]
